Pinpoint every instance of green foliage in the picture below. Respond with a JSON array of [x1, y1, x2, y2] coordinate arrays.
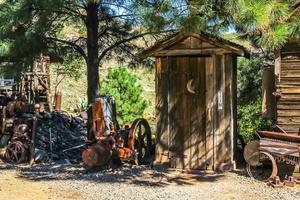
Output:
[[237, 56, 274, 143], [233, 0, 300, 49], [0, 0, 177, 69], [237, 56, 265, 102], [178, 0, 238, 33], [179, 0, 300, 49], [238, 97, 273, 143], [101, 66, 148, 125], [52, 53, 86, 82]]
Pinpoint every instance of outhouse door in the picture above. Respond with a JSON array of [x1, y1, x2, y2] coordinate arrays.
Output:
[[167, 56, 209, 169]]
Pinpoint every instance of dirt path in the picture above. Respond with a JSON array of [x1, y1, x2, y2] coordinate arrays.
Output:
[[0, 170, 82, 200], [0, 164, 299, 200]]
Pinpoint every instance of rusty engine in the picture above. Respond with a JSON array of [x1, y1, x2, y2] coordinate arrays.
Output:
[[82, 97, 152, 168], [0, 56, 52, 164]]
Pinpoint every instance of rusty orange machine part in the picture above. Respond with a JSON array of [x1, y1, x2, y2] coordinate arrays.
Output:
[[91, 100, 106, 140], [117, 147, 132, 159], [82, 138, 113, 167], [54, 91, 62, 112], [82, 97, 152, 168]]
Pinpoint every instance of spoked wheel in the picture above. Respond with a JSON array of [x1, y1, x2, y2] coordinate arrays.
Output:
[[246, 151, 278, 181], [5, 140, 29, 164], [129, 118, 152, 164]]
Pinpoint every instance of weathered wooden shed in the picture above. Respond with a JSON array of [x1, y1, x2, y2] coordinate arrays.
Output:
[[139, 32, 248, 170], [266, 41, 300, 134]]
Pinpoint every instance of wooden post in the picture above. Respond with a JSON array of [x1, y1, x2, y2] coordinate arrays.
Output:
[[231, 55, 238, 165], [262, 67, 276, 118]]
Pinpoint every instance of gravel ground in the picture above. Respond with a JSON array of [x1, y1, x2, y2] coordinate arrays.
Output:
[[0, 162, 300, 200]]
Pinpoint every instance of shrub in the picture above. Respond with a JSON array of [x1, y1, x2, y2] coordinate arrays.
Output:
[[237, 95, 273, 143], [237, 55, 274, 143], [100, 66, 148, 125]]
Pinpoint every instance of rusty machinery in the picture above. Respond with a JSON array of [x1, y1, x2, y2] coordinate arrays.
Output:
[[0, 99, 40, 164], [0, 56, 52, 164], [244, 130, 300, 186], [0, 56, 152, 167], [82, 96, 152, 168], [17, 56, 52, 112]]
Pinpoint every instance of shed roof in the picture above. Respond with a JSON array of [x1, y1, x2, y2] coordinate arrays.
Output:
[[138, 31, 249, 59]]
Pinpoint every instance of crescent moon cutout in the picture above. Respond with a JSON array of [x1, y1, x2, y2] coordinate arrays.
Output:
[[187, 79, 196, 94]]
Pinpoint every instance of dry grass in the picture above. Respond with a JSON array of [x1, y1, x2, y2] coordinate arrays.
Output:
[[50, 63, 156, 118]]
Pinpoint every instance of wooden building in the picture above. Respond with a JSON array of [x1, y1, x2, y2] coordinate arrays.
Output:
[[267, 41, 300, 134], [139, 32, 248, 170]]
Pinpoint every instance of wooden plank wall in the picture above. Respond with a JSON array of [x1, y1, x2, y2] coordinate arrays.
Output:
[[168, 57, 190, 169], [276, 42, 300, 135], [225, 55, 235, 164], [189, 57, 207, 169], [213, 54, 234, 169], [205, 56, 215, 170], [231, 55, 238, 163], [155, 57, 169, 163], [155, 54, 236, 170]]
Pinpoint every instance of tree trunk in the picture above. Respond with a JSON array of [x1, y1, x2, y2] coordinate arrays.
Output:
[[86, 2, 99, 142]]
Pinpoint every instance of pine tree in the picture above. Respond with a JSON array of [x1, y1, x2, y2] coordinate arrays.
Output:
[[180, 0, 300, 49], [0, 0, 176, 140], [233, 0, 300, 49], [101, 66, 148, 125]]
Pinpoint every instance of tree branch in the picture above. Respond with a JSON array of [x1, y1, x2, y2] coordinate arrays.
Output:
[[44, 36, 87, 60], [238, 3, 300, 38], [99, 14, 136, 21], [285, 3, 300, 23], [98, 31, 173, 63], [32, 7, 85, 21], [98, 32, 152, 62]]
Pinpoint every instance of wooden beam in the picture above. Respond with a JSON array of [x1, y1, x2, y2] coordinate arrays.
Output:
[[138, 32, 249, 59], [154, 49, 232, 57]]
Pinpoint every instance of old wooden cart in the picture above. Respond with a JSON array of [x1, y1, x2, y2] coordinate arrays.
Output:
[[244, 130, 300, 181]]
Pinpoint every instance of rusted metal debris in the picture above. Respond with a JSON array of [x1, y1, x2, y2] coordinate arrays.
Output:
[[82, 98, 152, 168], [284, 176, 296, 187], [268, 176, 284, 188], [244, 130, 300, 186], [0, 56, 154, 168], [0, 99, 39, 164], [35, 111, 87, 163], [0, 56, 88, 164], [0, 100, 87, 164], [17, 56, 52, 112], [54, 90, 62, 112]]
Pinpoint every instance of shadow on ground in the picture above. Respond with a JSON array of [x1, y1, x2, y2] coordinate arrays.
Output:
[[0, 161, 225, 187]]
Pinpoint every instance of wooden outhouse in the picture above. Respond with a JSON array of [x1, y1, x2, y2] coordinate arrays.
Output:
[[264, 41, 300, 134], [139, 32, 248, 170]]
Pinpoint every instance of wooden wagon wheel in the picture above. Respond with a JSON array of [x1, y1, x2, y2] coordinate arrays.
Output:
[[129, 118, 152, 164], [246, 151, 278, 181]]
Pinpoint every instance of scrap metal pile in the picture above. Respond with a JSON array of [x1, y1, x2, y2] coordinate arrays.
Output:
[[0, 56, 87, 164], [35, 112, 87, 163], [0, 106, 87, 164], [0, 56, 153, 167]]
